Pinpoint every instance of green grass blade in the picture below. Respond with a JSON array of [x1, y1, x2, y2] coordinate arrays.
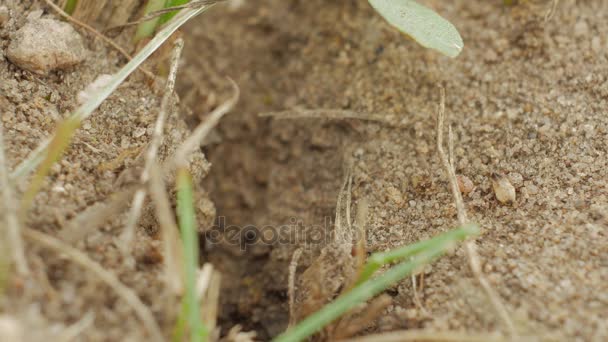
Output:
[[20, 117, 80, 215], [176, 169, 207, 342], [273, 224, 479, 342], [160, 0, 191, 24], [134, 0, 167, 43], [10, 4, 215, 183], [368, 0, 464, 57], [356, 223, 478, 285], [64, 0, 78, 15]]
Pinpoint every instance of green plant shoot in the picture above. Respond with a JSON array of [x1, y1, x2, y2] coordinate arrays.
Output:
[[273, 224, 479, 342], [175, 169, 207, 342], [160, 0, 192, 24], [64, 0, 78, 15]]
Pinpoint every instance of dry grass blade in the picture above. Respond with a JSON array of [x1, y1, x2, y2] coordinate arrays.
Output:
[[0, 119, 29, 276], [353, 198, 368, 271], [334, 165, 353, 250], [23, 228, 164, 342], [173, 80, 240, 168], [196, 263, 214, 300], [288, 248, 303, 327], [120, 39, 185, 254], [411, 274, 429, 316], [56, 311, 95, 342], [345, 329, 510, 342], [436, 86, 516, 336], [260, 109, 396, 124], [202, 269, 221, 335], [149, 162, 184, 294], [59, 187, 137, 243]]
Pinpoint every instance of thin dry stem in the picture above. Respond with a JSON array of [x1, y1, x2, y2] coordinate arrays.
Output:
[[260, 109, 396, 124], [173, 80, 240, 168], [436, 87, 516, 337], [288, 248, 303, 327], [345, 329, 510, 342], [120, 39, 184, 254], [119, 190, 146, 254], [0, 119, 29, 276], [411, 274, 430, 316], [59, 186, 137, 243], [56, 311, 95, 342], [23, 228, 164, 342], [334, 166, 353, 249], [196, 263, 214, 300], [43, 0, 155, 80], [345, 169, 353, 232], [149, 163, 184, 294], [545, 0, 559, 22], [353, 198, 368, 274], [203, 270, 221, 333]]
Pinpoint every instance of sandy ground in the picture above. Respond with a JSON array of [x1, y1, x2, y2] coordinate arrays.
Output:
[[182, 0, 608, 340], [0, 0, 606, 341]]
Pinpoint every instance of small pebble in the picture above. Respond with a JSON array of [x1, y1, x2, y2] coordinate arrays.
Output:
[[386, 185, 404, 205], [491, 173, 516, 205], [456, 175, 475, 195], [7, 16, 87, 75]]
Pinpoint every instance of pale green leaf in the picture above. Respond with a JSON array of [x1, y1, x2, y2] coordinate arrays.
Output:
[[369, 0, 464, 57]]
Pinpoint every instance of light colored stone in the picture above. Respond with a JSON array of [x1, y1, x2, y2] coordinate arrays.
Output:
[[491, 173, 516, 205], [7, 17, 87, 75]]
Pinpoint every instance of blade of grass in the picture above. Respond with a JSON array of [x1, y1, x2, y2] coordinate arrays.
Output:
[[20, 117, 80, 217], [175, 168, 206, 342], [11, 3, 217, 184], [134, 0, 167, 43], [64, 0, 78, 15], [120, 38, 184, 254], [355, 225, 477, 285], [0, 118, 29, 276], [160, 0, 191, 24], [273, 224, 479, 342]]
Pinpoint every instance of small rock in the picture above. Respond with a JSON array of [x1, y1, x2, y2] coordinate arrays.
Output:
[[0, 6, 9, 28], [386, 185, 404, 205], [456, 175, 475, 195], [491, 173, 516, 205], [7, 16, 87, 75]]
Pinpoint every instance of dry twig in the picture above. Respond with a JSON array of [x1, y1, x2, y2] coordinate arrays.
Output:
[[345, 329, 510, 342]]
